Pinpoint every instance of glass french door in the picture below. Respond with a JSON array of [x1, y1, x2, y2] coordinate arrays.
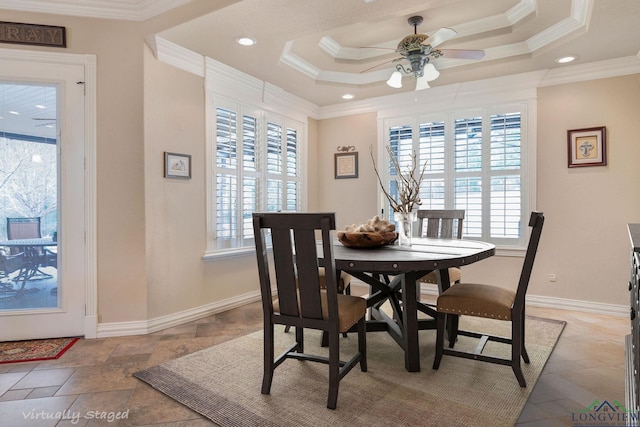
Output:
[[0, 57, 86, 340]]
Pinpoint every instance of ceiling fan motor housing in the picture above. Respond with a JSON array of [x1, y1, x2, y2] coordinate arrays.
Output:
[[397, 34, 429, 55]]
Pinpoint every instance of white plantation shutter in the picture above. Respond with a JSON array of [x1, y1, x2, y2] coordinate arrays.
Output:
[[388, 125, 414, 212], [489, 113, 522, 239], [215, 107, 238, 242], [242, 115, 258, 240], [418, 121, 445, 210], [454, 116, 483, 238], [211, 100, 303, 252], [285, 127, 299, 211], [383, 104, 528, 247]]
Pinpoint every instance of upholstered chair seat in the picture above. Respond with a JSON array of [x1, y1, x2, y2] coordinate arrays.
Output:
[[275, 291, 366, 333], [419, 267, 462, 286], [437, 283, 516, 320]]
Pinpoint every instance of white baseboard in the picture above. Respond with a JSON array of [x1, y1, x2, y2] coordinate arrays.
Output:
[[96, 281, 628, 338], [96, 290, 262, 338], [352, 281, 629, 318]]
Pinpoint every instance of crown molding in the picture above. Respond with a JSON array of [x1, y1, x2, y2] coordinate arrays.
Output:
[[445, 0, 536, 38], [205, 56, 318, 122], [149, 37, 640, 122], [146, 35, 204, 77], [539, 53, 640, 87], [0, 0, 191, 21], [317, 53, 640, 119]]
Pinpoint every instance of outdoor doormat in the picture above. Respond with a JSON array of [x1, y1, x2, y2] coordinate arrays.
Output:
[[0, 337, 79, 364]]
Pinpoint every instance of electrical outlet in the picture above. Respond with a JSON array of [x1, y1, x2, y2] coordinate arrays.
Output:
[[548, 274, 557, 282]]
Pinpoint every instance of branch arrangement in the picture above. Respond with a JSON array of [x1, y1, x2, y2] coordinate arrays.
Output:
[[370, 145, 428, 214]]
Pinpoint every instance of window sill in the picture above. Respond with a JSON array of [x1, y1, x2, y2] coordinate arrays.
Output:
[[495, 246, 526, 257], [202, 247, 256, 261]]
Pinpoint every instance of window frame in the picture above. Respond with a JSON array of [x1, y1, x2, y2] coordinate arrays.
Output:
[[379, 100, 536, 253], [205, 95, 307, 259]]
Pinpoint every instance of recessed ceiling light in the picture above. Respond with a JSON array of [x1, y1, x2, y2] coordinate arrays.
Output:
[[236, 37, 256, 46], [342, 94, 354, 100], [35, 104, 46, 109], [556, 56, 576, 64], [9, 110, 19, 115]]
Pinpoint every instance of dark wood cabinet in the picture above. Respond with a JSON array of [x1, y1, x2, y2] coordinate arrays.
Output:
[[627, 224, 640, 420]]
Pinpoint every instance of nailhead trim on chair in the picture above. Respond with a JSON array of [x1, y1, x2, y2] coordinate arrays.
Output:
[[439, 307, 510, 320]]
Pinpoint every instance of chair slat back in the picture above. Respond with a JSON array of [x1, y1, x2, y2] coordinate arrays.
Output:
[[514, 212, 545, 308], [253, 212, 338, 324], [417, 210, 465, 239]]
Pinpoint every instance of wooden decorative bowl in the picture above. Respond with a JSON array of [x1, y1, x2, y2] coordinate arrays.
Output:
[[336, 231, 397, 248]]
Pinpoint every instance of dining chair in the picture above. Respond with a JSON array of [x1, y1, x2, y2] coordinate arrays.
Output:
[[416, 209, 465, 289], [283, 268, 351, 334], [432, 211, 544, 387], [253, 212, 367, 409]]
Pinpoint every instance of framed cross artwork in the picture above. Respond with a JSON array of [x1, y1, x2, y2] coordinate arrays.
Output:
[[567, 126, 606, 168]]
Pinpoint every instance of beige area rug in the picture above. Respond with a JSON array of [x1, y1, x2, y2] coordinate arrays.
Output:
[[135, 316, 564, 427]]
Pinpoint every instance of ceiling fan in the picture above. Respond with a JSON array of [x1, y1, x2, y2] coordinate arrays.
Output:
[[364, 16, 484, 90]]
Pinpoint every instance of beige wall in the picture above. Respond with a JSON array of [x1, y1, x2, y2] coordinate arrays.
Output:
[[531, 75, 640, 304], [316, 75, 640, 307], [317, 113, 379, 228]]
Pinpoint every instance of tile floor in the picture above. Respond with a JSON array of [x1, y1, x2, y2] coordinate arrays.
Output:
[[0, 291, 630, 426]]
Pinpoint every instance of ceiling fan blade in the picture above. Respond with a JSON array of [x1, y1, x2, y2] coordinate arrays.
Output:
[[428, 27, 457, 48], [358, 46, 396, 51], [440, 48, 485, 60], [360, 58, 399, 73]]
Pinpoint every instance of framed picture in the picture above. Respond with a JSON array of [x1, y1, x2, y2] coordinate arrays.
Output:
[[567, 126, 606, 168], [335, 152, 358, 179], [164, 152, 191, 179]]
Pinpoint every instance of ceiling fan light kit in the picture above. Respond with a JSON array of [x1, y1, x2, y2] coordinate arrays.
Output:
[[386, 70, 403, 88], [383, 15, 483, 91], [415, 75, 430, 91]]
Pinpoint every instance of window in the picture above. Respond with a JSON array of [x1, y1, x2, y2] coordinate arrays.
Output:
[[210, 99, 304, 253], [383, 104, 529, 247]]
